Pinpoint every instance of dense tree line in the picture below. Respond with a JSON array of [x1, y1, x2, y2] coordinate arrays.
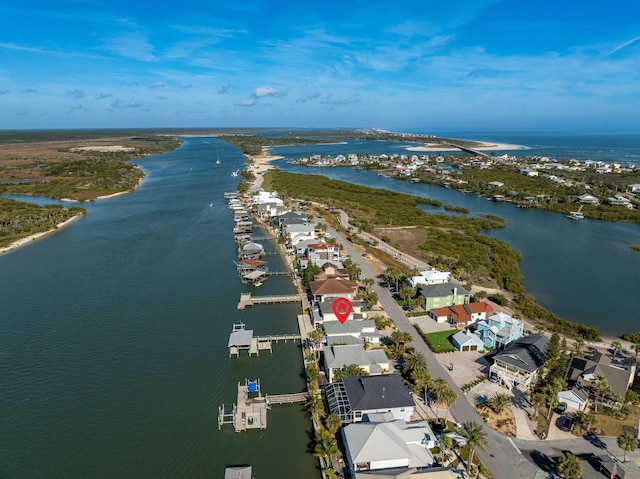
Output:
[[0, 197, 85, 248]]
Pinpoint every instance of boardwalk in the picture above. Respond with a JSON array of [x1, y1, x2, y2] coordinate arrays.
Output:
[[237, 292, 306, 310], [266, 392, 308, 405]]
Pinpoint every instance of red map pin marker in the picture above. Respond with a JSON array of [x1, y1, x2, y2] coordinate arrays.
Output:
[[332, 297, 352, 324]]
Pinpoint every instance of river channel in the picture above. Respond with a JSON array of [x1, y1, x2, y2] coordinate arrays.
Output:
[[0, 138, 319, 478]]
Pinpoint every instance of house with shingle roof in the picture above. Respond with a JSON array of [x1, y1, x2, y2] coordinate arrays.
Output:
[[429, 301, 494, 328], [325, 375, 415, 424], [419, 283, 470, 311], [342, 416, 436, 476], [323, 344, 390, 382], [310, 277, 358, 302], [489, 334, 549, 389], [476, 311, 523, 350], [563, 349, 636, 406]]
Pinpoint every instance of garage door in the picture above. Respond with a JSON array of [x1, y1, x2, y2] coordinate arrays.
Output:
[[462, 345, 469, 351], [470, 345, 477, 351]]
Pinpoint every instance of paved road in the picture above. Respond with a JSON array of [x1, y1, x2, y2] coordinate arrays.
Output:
[[325, 225, 626, 478]]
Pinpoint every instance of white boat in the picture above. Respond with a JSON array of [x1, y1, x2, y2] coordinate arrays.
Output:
[[567, 205, 584, 220], [209, 203, 214, 208], [231, 169, 240, 177], [216, 160, 220, 164]]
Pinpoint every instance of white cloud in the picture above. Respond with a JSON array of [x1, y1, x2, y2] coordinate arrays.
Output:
[[251, 86, 280, 98]]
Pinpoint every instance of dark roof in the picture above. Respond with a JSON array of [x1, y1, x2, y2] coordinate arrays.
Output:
[[342, 375, 414, 411], [493, 334, 549, 373], [566, 350, 635, 396], [419, 282, 470, 299]]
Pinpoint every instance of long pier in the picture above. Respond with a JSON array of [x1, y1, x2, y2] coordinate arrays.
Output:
[[238, 292, 306, 310], [266, 392, 309, 405]]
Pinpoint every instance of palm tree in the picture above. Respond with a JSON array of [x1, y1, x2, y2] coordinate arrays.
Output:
[[592, 375, 610, 412], [431, 378, 450, 420], [325, 413, 343, 436], [313, 429, 341, 464], [441, 388, 458, 424], [401, 349, 427, 376], [411, 368, 432, 405], [574, 411, 596, 434], [488, 392, 512, 414], [305, 390, 326, 424], [618, 433, 638, 462], [572, 337, 585, 357], [459, 422, 488, 474], [391, 330, 413, 353], [307, 328, 325, 362], [611, 340, 623, 359], [556, 452, 582, 479]]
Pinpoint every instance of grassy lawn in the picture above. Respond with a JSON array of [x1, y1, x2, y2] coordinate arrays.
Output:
[[589, 408, 640, 437], [420, 329, 457, 353]]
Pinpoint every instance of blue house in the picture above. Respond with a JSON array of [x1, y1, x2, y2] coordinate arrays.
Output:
[[452, 330, 484, 352], [476, 312, 524, 350]]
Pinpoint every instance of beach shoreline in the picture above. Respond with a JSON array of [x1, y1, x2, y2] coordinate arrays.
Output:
[[0, 213, 84, 256]]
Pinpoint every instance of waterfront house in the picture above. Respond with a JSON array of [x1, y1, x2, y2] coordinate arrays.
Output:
[[283, 223, 316, 246], [489, 334, 549, 389], [607, 194, 634, 208], [342, 415, 436, 476], [487, 181, 504, 188], [306, 242, 340, 264], [238, 242, 264, 260], [578, 194, 600, 205], [419, 283, 470, 311], [316, 297, 369, 323], [407, 269, 451, 288], [429, 301, 494, 328], [275, 211, 308, 227], [451, 330, 485, 352], [310, 277, 358, 303], [564, 349, 636, 400], [628, 183, 640, 194], [323, 344, 389, 382], [324, 318, 379, 345], [476, 311, 523, 350], [325, 375, 415, 424]]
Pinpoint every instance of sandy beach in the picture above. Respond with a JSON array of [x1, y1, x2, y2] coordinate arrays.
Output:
[[406, 141, 526, 152], [246, 151, 283, 189], [0, 214, 84, 256]]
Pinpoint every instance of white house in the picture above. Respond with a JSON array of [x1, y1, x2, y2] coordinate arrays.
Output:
[[323, 319, 379, 344], [342, 415, 436, 476], [323, 344, 389, 382], [578, 194, 600, 205], [407, 269, 451, 288], [557, 388, 589, 411]]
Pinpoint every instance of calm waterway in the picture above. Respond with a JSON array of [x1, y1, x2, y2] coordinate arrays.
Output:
[[270, 139, 640, 337], [0, 138, 319, 478]]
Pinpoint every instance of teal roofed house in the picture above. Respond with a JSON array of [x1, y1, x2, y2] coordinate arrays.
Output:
[[476, 312, 524, 350]]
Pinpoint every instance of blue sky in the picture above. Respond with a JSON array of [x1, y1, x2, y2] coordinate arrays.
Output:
[[1, 0, 639, 131]]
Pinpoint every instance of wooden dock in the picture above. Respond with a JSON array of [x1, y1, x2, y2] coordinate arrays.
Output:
[[218, 380, 308, 432], [266, 392, 309, 405], [238, 292, 306, 310]]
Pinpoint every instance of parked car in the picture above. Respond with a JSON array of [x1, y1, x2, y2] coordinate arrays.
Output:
[[560, 416, 574, 431], [556, 402, 567, 414]]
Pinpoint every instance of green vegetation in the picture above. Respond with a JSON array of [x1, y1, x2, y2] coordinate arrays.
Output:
[[263, 171, 500, 233], [264, 170, 601, 341], [419, 328, 457, 354], [217, 134, 331, 156], [0, 136, 179, 200], [622, 331, 640, 343], [444, 205, 470, 214], [0, 197, 85, 248]]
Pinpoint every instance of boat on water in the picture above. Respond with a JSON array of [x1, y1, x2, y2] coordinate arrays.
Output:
[[216, 160, 220, 164], [567, 205, 584, 220], [231, 169, 240, 177], [209, 203, 214, 207]]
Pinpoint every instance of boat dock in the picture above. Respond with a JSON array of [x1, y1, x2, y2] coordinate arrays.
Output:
[[228, 322, 302, 357], [237, 292, 308, 310], [218, 379, 308, 432]]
